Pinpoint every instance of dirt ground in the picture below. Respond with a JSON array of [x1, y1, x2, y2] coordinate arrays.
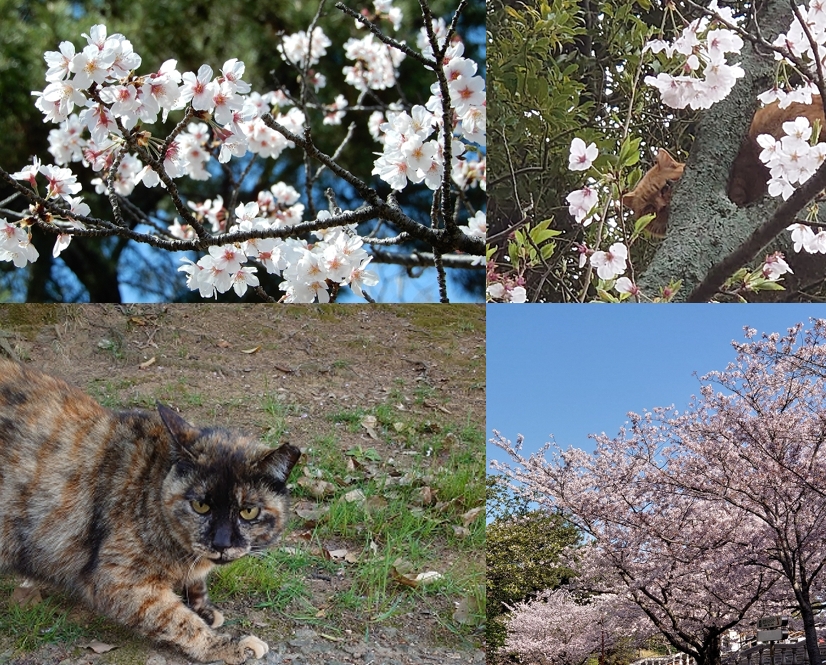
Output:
[[0, 304, 485, 665]]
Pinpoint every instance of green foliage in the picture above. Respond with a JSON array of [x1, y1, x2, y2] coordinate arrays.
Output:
[[485, 476, 581, 659], [488, 0, 700, 301]]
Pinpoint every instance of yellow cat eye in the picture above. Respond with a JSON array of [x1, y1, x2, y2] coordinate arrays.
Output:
[[191, 500, 211, 515], [239, 506, 260, 521]]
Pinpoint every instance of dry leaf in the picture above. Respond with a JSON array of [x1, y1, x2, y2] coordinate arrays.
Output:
[[415, 486, 436, 507], [82, 641, 117, 654], [12, 584, 42, 608], [138, 356, 156, 369], [393, 421, 406, 432], [364, 496, 388, 512], [216, 339, 231, 348], [326, 548, 349, 561], [129, 316, 147, 326], [361, 415, 379, 439], [293, 500, 330, 522], [344, 551, 360, 564], [453, 594, 481, 625], [461, 506, 484, 527], [391, 561, 443, 588], [342, 488, 366, 503], [241, 346, 261, 354], [297, 477, 336, 499], [452, 525, 471, 539]]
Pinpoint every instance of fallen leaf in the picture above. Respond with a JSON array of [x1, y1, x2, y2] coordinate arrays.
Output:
[[342, 488, 366, 503], [82, 641, 117, 654], [320, 633, 345, 642], [138, 356, 156, 369], [393, 421, 407, 432], [129, 316, 147, 326], [391, 561, 444, 588], [364, 496, 388, 512], [344, 551, 360, 564], [297, 477, 336, 499], [293, 500, 330, 521], [461, 506, 484, 527], [326, 548, 349, 561], [12, 584, 42, 608], [216, 339, 231, 348], [361, 414, 379, 439], [452, 525, 471, 538], [453, 594, 481, 625], [414, 486, 436, 506], [241, 346, 261, 354]]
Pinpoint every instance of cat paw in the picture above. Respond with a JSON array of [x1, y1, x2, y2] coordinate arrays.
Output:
[[209, 608, 224, 628], [238, 634, 269, 660]]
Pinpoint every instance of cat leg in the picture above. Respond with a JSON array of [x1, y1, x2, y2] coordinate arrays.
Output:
[[99, 585, 268, 664], [184, 577, 224, 628]]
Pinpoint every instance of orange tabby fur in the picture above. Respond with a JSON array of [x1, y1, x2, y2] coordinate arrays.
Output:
[[623, 96, 826, 236], [621, 149, 685, 237]]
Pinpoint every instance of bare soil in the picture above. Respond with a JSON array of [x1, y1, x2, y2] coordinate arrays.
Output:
[[0, 304, 485, 665]]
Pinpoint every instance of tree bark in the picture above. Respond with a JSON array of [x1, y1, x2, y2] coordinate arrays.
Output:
[[638, 0, 793, 300]]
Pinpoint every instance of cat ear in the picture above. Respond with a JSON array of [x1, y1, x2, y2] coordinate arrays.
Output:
[[256, 444, 302, 482], [157, 402, 201, 453]]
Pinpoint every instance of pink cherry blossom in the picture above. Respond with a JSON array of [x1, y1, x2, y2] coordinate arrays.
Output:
[[589, 241, 627, 280], [568, 137, 598, 171]]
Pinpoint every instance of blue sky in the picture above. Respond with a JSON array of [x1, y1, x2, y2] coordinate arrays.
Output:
[[487, 305, 826, 469]]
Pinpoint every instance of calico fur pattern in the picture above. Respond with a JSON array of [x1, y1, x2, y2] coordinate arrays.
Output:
[[0, 358, 301, 664]]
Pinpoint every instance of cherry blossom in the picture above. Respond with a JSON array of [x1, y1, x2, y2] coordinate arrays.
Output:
[[762, 251, 793, 280], [566, 186, 599, 224], [590, 241, 627, 279], [568, 137, 598, 171], [3, 9, 485, 303]]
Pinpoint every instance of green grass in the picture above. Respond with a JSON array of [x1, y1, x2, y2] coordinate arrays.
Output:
[[0, 587, 86, 651], [215, 397, 485, 639]]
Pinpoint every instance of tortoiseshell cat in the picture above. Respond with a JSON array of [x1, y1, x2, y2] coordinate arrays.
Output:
[[0, 358, 301, 663]]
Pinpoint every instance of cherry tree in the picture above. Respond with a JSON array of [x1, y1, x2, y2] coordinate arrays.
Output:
[[0, 0, 485, 302], [491, 429, 782, 665], [504, 589, 653, 665], [492, 320, 826, 665]]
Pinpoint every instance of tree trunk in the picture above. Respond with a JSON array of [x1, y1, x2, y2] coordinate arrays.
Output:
[[796, 591, 822, 665], [695, 632, 722, 665], [638, 0, 793, 299]]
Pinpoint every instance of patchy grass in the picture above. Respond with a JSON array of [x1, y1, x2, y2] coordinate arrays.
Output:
[[208, 394, 485, 643]]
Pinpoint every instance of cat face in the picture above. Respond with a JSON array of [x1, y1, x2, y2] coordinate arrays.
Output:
[[621, 149, 685, 236], [158, 404, 301, 564]]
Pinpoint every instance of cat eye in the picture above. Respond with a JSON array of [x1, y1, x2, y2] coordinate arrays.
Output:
[[239, 506, 260, 521], [190, 500, 211, 515]]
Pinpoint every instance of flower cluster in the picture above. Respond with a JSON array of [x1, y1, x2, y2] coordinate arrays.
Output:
[[561, 138, 632, 289], [179, 208, 378, 302], [756, 115, 826, 201], [644, 1, 744, 110], [370, 34, 485, 193]]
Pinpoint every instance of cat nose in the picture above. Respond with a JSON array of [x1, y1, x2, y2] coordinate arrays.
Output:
[[212, 522, 233, 551]]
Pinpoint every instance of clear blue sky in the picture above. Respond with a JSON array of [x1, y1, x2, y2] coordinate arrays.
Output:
[[487, 305, 826, 469]]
